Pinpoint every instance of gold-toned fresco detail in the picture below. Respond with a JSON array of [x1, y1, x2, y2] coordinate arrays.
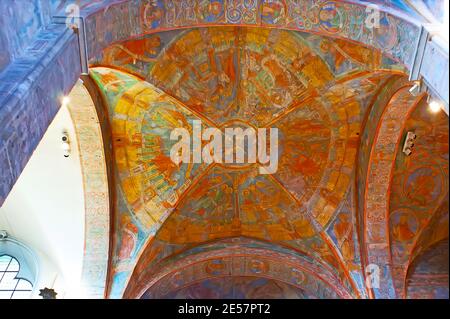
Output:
[[88, 26, 437, 299]]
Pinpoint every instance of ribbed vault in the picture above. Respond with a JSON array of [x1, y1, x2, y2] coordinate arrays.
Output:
[[87, 25, 448, 299]]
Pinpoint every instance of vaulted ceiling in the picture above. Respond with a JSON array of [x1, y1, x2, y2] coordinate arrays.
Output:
[[86, 23, 448, 299], [0, 0, 447, 300]]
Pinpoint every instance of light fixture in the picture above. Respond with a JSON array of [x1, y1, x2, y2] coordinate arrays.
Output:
[[409, 81, 422, 96], [62, 132, 71, 158], [62, 96, 70, 107], [429, 98, 443, 113]]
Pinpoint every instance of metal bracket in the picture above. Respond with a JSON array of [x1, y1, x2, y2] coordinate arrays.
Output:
[[52, 16, 89, 75]]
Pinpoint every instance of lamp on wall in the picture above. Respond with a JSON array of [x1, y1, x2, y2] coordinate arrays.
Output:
[[61, 96, 70, 107], [428, 97, 444, 113], [61, 132, 71, 158], [409, 80, 422, 96]]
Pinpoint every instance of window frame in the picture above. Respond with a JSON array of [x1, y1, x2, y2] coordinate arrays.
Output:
[[0, 254, 34, 299], [0, 233, 38, 299]]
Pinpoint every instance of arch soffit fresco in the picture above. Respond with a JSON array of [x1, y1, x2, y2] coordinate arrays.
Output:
[[124, 238, 355, 299], [389, 102, 449, 299], [67, 81, 110, 298], [362, 87, 449, 299], [55, 0, 421, 68], [363, 87, 425, 299]]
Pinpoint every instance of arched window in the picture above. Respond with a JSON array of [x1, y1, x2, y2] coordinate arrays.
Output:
[[0, 255, 33, 299], [0, 232, 37, 299]]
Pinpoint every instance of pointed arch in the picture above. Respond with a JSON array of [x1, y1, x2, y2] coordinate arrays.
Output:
[[66, 80, 111, 298]]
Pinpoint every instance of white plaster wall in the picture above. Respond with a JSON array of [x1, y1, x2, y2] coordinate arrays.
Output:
[[0, 104, 85, 299]]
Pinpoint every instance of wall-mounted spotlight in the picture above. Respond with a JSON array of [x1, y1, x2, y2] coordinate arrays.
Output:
[[428, 97, 443, 113], [62, 96, 70, 107], [403, 131, 417, 156], [61, 132, 71, 158]]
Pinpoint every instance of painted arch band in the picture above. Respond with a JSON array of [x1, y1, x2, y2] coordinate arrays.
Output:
[[170, 120, 279, 174]]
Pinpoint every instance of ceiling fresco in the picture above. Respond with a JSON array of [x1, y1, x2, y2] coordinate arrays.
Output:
[[49, 0, 423, 69], [0, 0, 446, 300], [88, 24, 426, 298], [93, 27, 404, 94]]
